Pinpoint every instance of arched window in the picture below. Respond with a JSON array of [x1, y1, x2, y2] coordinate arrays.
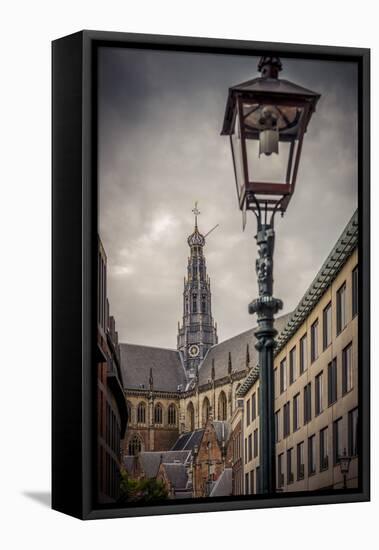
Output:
[[137, 402, 146, 424], [126, 401, 133, 425], [192, 294, 197, 313], [128, 434, 142, 456], [187, 401, 195, 431], [218, 391, 227, 421], [168, 404, 177, 426], [202, 397, 210, 426], [154, 403, 163, 425]]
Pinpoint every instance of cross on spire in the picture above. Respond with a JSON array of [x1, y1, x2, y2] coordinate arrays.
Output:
[[192, 201, 200, 229]]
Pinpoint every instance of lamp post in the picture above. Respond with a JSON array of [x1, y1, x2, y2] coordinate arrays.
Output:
[[221, 56, 320, 494], [339, 448, 352, 489]]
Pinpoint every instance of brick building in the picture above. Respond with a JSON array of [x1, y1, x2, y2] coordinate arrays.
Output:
[[97, 237, 128, 503]]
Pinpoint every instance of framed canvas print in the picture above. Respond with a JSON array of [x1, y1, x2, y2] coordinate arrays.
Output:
[[52, 30, 370, 520]]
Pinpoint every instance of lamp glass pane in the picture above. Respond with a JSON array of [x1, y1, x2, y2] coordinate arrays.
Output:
[[230, 110, 245, 200], [243, 103, 305, 138], [246, 138, 293, 184]]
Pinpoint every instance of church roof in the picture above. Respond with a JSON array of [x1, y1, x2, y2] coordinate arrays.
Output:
[[171, 429, 205, 451], [131, 450, 191, 479], [198, 312, 292, 385], [209, 468, 233, 497], [161, 462, 189, 490], [119, 343, 186, 392]]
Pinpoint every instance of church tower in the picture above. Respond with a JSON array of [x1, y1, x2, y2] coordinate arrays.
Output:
[[177, 203, 218, 379]]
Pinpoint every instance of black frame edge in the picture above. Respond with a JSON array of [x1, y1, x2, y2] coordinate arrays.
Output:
[[52, 31, 85, 520]]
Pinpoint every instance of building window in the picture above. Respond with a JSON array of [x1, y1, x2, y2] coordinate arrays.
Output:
[[278, 453, 284, 489], [218, 391, 227, 421], [337, 282, 347, 335], [250, 470, 255, 495], [287, 448, 294, 485], [137, 402, 146, 424], [248, 433, 252, 462], [251, 393, 257, 421], [348, 407, 358, 457], [293, 393, 300, 432], [297, 441, 305, 480], [168, 404, 177, 426], [352, 266, 358, 317], [275, 410, 280, 443], [253, 429, 258, 458], [308, 435, 316, 475], [202, 397, 210, 425], [323, 302, 332, 350], [311, 319, 319, 363], [244, 438, 247, 464], [300, 334, 307, 374], [154, 403, 163, 425], [187, 402, 195, 431], [280, 358, 287, 393], [246, 398, 251, 426], [289, 346, 296, 384], [320, 427, 329, 471], [303, 383, 312, 424], [128, 434, 142, 456], [328, 358, 338, 405], [333, 417, 343, 465], [342, 343, 353, 395], [283, 401, 290, 438], [192, 293, 197, 313], [315, 371, 323, 416]]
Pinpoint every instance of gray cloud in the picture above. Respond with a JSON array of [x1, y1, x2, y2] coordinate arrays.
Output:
[[98, 47, 358, 349]]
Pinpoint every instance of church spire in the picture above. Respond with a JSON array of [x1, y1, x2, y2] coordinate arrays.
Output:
[[177, 203, 218, 379]]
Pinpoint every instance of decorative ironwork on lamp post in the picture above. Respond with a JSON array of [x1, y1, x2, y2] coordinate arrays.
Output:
[[221, 56, 320, 494]]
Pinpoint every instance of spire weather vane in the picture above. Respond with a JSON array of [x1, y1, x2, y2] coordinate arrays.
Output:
[[192, 201, 200, 228], [192, 201, 219, 238]]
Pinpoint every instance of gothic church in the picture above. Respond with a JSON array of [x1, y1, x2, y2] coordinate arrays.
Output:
[[120, 205, 289, 458]]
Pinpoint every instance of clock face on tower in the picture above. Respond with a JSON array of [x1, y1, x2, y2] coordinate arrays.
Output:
[[188, 344, 200, 358]]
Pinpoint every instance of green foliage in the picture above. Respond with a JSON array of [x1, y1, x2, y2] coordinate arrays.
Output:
[[118, 469, 169, 504]]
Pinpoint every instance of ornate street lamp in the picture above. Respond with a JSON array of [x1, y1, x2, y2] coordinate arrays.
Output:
[[221, 56, 320, 494], [339, 448, 352, 489]]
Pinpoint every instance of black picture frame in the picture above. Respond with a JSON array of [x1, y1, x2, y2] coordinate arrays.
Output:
[[52, 30, 370, 520]]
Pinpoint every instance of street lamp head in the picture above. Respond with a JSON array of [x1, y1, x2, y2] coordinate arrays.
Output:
[[339, 448, 352, 475], [221, 56, 321, 223]]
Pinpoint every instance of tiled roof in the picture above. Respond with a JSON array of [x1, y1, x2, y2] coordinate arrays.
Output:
[[161, 463, 189, 489], [119, 343, 186, 392], [210, 468, 233, 497], [171, 429, 204, 451], [135, 450, 191, 479], [198, 312, 291, 385]]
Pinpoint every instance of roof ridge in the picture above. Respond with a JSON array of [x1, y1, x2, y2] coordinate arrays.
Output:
[[119, 342, 180, 353]]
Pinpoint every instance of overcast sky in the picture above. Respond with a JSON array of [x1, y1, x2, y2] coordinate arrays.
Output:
[[98, 47, 358, 349]]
